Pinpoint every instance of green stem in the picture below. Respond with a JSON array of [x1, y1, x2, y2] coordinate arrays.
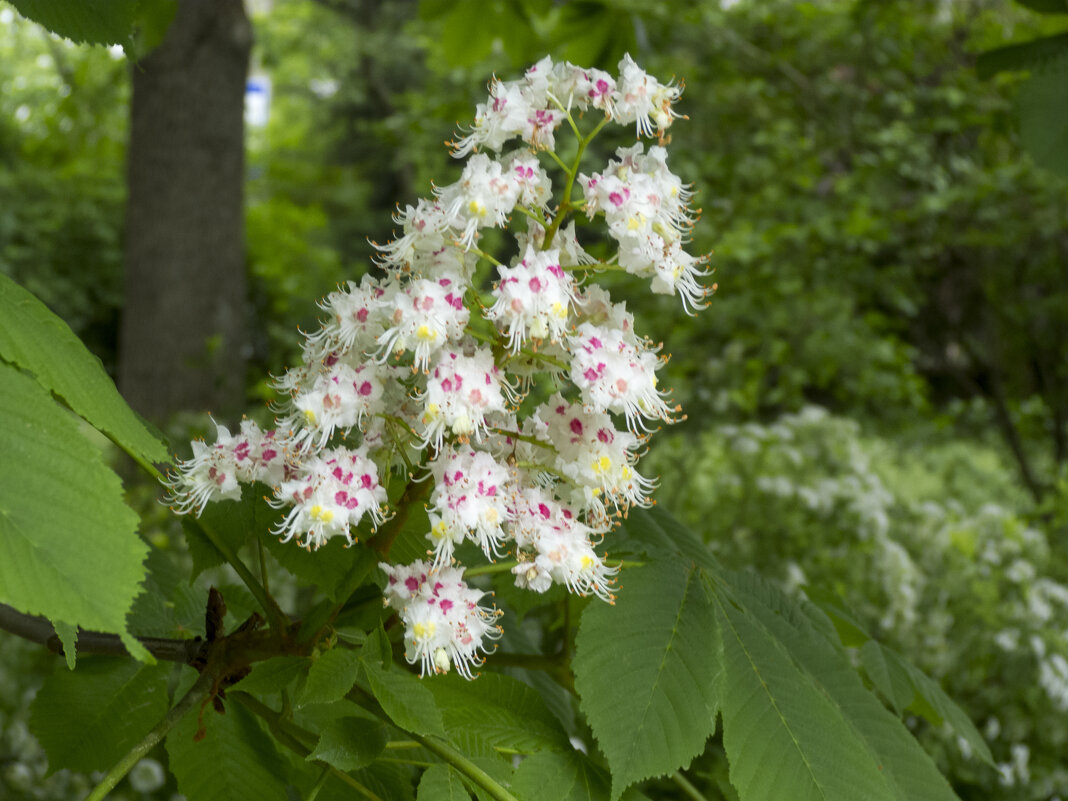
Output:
[[193, 517, 287, 632], [516, 205, 550, 227], [348, 687, 520, 801], [463, 560, 517, 578], [544, 147, 572, 175], [488, 427, 556, 450], [672, 771, 709, 801], [84, 671, 214, 801], [544, 116, 609, 249], [233, 693, 384, 801]]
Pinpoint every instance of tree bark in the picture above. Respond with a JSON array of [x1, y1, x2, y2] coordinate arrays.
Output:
[[119, 0, 252, 421]]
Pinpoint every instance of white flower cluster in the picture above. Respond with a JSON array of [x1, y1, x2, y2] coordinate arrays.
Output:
[[165, 55, 709, 678]]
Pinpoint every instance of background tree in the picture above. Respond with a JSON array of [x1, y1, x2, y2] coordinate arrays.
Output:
[[118, 0, 252, 420]]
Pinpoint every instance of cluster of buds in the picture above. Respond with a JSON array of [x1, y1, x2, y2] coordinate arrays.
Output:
[[165, 55, 710, 678]]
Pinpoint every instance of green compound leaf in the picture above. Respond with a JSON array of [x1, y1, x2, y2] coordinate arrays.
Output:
[[712, 571, 960, 801], [4, 0, 139, 45], [0, 273, 168, 465], [167, 694, 289, 801], [417, 764, 470, 800], [1017, 56, 1068, 178], [424, 671, 571, 754], [573, 560, 721, 801], [360, 646, 446, 738], [29, 656, 169, 774], [307, 717, 387, 772], [233, 655, 311, 697], [976, 32, 1068, 79], [860, 640, 994, 767], [510, 750, 652, 801], [0, 363, 149, 644], [299, 648, 361, 707]]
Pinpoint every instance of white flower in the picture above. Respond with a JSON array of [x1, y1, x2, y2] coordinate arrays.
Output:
[[613, 53, 683, 138], [486, 245, 576, 352], [427, 446, 514, 564], [377, 273, 470, 371], [272, 445, 387, 549], [380, 560, 502, 677], [420, 347, 512, 450], [568, 322, 674, 432]]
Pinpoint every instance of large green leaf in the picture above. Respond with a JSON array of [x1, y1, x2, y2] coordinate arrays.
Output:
[[976, 32, 1068, 79], [29, 656, 169, 774], [424, 672, 571, 754], [299, 647, 361, 706], [573, 560, 720, 801], [360, 636, 446, 738], [510, 750, 651, 801], [167, 694, 289, 801], [1014, 0, 1068, 13], [1017, 56, 1068, 178], [0, 364, 148, 647], [307, 716, 387, 772], [5, 0, 139, 45], [418, 764, 471, 800], [264, 530, 377, 601], [713, 571, 960, 801], [0, 274, 169, 464]]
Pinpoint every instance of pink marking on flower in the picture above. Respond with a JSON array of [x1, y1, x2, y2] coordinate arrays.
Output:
[[332, 466, 344, 480], [261, 448, 277, 462], [547, 263, 564, 278], [441, 378, 453, 392], [438, 277, 452, 287], [361, 474, 373, 489], [529, 277, 543, 292], [335, 490, 349, 505], [609, 192, 626, 207], [588, 336, 603, 349], [439, 599, 454, 613], [420, 296, 434, 311], [584, 367, 601, 382], [356, 308, 369, 323], [597, 428, 613, 444], [405, 576, 420, 592], [469, 388, 484, 405], [234, 441, 250, 461], [325, 353, 340, 367], [538, 503, 551, 519]]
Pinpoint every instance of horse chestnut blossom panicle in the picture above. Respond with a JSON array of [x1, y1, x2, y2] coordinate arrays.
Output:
[[164, 55, 711, 678]]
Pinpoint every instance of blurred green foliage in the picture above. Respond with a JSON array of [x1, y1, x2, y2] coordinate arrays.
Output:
[[3, 0, 1068, 798]]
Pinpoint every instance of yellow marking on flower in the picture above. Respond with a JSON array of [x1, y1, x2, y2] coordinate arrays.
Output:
[[484, 507, 499, 524], [627, 216, 641, 231], [416, 324, 437, 341], [581, 555, 595, 570], [551, 302, 567, 319], [592, 456, 612, 475], [413, 621, 436, 639], [423, 403, 440, 423], [621, 465, 633, 480], [309, 505, 334, 524], [469, 200, 487, 217], [432, 520, 449, 540], [303, 409, 318, 424]]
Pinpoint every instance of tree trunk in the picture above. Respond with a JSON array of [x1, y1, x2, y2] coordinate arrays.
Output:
[[119, 0, 251, 421]]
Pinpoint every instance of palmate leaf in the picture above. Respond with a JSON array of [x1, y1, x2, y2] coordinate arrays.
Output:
[[510, 749, 653, 801], [167, 692, 289, 801], [298, 647, 361, 706], [573, 560, 721, 801], [0, 273, 168, 465], [417, 764, 471, 801], [424, 672, 571, 754], [29, 656, 170, 774], [1017, 55, 1068, 178], [712, 570, 961, 801], [0, 363, 148, 651], [306, 716, 387, 772], [360, 634, 446, 738]]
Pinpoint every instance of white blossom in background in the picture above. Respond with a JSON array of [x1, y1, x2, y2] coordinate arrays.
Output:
[[166, 54, 711, 677]]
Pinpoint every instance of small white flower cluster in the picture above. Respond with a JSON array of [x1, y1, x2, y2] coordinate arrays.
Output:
[[165, 55, 709, 678]]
